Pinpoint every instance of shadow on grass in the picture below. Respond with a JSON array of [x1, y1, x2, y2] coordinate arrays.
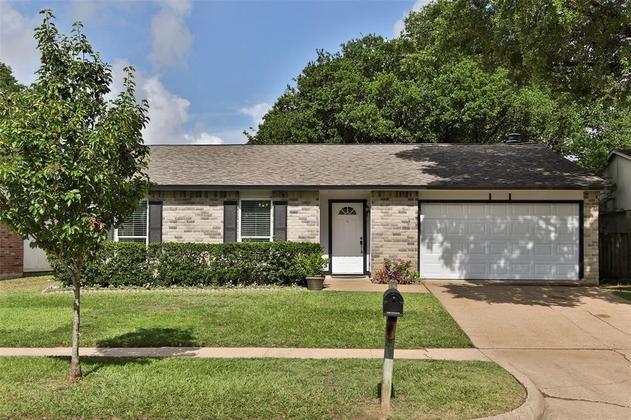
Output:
[[48, 356, 155, 378], [96, 328, 197, 347]]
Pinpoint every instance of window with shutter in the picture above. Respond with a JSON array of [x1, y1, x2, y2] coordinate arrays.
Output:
[[115, 201, 149, 244], [240, 200, 272, 242]]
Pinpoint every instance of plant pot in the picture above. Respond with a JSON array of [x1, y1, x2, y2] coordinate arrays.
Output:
[[306, 275, 325, 291]]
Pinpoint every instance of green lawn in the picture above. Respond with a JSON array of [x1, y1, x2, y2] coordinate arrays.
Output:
[[0, 277, 471, 348], [613, 290, 631, 301], [0, 357, 524, 419]]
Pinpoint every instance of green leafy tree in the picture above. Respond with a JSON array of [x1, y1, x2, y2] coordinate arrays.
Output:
[[0, 63, 24, 95], [249, 0, 630, 171], [0, 11, 150, 378]]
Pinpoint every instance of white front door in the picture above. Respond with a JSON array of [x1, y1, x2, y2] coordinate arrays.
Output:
[[331, 202, 364, 274]]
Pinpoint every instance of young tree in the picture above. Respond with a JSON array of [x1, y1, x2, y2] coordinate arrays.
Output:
[[0, 10, 150, 378]]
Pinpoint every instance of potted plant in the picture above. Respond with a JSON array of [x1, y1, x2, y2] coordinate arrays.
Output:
[[301, 253, 328, 290]]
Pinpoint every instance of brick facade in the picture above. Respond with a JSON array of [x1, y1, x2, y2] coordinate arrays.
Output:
[[583, 191, 599, 284], [0, 224, 23, 279], [150, 190, 320, 244], [370, 191, 419, 273], [149, 191, 238, 243], [286, 191, 320, 243]]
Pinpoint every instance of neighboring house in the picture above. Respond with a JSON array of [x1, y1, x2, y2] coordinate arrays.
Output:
[[600, 149, 631, 281], [0, 227, 53, 280], [603, 149, 631, 213], [0, 143, 605, 283]]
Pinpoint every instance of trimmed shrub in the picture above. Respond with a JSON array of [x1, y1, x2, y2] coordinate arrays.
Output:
[[53, 241, 324, 288], [52, 242, 152, 287]]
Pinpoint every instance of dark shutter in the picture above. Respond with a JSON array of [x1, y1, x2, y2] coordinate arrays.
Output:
[[273, 201, 287, 241], [148, 201, 163, 243], [107, 227, 114, 241], [224, 201, 238, 243]]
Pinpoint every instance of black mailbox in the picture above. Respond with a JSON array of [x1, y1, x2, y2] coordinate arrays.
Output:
[[383, 288, 404, 317]]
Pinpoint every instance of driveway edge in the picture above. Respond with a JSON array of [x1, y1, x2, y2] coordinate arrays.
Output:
[[480, 354, 545, 420]]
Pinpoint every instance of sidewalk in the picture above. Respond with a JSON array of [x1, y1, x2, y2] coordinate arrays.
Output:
[[0, 346, 487, 361]]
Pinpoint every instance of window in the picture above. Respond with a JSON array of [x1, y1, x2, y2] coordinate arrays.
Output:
[[240, 200, 272, 242], [115, 201, 148, 244], [338, 206, 357, 215]]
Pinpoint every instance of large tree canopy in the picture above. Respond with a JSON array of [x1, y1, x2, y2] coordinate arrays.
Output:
[[248, 0, 630, 171]]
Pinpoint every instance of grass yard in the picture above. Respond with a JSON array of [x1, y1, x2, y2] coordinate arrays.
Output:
[[613, 290, 631, 301], [0, 277, 471, 348], [0, 357, 525, 419]]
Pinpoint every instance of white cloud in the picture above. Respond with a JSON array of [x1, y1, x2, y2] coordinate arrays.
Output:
[[0, 3, 40, 84], [0, 2, 230, 145], [69, 0, 100, 23], [150, 0, 193, 69], [110, 59, 228, 144], [185, 132, 224, 145], [240, 103, 272, 128], [393, 0, 433, 36]]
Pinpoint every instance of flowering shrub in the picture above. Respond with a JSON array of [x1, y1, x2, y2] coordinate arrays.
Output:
[[371, 258, 421, 285]]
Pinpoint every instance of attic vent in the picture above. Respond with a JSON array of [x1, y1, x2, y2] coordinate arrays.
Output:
[[505, 133, 521, 144]]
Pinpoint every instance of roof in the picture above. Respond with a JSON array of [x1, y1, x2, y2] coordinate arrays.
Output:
[[608, 149, 631, 161], [147, 143, 605, 190]]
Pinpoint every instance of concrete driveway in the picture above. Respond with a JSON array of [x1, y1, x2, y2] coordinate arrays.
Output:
[[426, 283, 631, 419]]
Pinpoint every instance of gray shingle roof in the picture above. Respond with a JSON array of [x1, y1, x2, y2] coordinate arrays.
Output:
[[147, 143, 605, 190]]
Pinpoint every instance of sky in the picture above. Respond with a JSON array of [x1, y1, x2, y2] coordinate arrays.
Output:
[[0, 0, 430, 144]]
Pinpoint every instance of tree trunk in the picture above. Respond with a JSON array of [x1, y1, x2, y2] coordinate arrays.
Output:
[[69, 266, 82, 379]]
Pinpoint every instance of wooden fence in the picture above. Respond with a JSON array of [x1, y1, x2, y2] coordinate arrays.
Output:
[[600, 232, 631, 281]]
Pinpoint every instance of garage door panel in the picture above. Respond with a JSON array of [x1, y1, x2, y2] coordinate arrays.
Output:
[[444, 205, 465, 218], [509, 222, 530, 235], [510, 263, 532, 275], [419, 202, 580, 280], [509, 204, 532, 217], [468, 223, 486, 235], [466, 205, 486, 217]]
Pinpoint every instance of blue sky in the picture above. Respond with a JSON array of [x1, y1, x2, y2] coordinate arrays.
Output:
[[0, 0, 426, 144]]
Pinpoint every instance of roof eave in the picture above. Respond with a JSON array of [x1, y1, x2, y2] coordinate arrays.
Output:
[[150, 184, 606, 191], [608, 150, 631, 162]]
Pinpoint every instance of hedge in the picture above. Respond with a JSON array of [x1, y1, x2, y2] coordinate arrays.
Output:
[[53, 242, 325, 288]]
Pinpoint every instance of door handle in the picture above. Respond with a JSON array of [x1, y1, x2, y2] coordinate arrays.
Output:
[[360, 236, 363, 254]]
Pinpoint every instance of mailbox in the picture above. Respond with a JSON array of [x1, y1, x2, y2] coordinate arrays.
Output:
[[383, 288, 404, 317]]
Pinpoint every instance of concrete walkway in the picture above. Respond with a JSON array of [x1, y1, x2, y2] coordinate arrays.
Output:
[[427, 282, 631, 420], [324, 276, 429, 293], [0, 346, 487, 361]]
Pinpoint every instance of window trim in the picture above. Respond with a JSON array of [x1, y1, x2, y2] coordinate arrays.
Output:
[[114, 200, 149, 245], [238, 198, 274, 242]]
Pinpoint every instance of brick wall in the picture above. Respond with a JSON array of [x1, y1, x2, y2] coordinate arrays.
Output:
[[149, 191, 238, 243], [286, 191, 320, 243], [0, 224, 23, 279], [583, 191, 599, 284], [370, 191, 419, 272], [150, 190, 320, 244]]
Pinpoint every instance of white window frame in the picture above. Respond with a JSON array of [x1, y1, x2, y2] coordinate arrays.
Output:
[[238, 198, 274, 242], [114, 200, 150, 245]]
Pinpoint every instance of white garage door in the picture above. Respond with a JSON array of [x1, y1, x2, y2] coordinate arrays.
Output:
[[419, 202, 580, 280]]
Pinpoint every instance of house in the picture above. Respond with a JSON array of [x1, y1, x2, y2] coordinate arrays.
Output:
[[126, 143, 602, 283], [600, 149, 631, 280], [0, 143, 605, 283], [603, 149, 631, 213], [0, 227, 52, 280]]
